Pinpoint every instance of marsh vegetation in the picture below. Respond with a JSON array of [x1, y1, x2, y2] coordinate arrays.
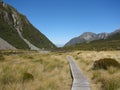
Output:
[[0, 51, 71, 90], [0, 50, 120, 90]]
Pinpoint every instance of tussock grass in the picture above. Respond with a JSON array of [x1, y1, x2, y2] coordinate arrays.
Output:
[[92, 70, 120, 90], [98, 74, 120, 90], [22, 72, 34, 82], [108, 66, 119, 74], [1, 50, 119, 90], [92, 70, 101, 80], [0, 51, 72, 90]]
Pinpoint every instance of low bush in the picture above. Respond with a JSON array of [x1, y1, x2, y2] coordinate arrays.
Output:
[[22, 72, 34, 82], [93, 58, 120, 70]]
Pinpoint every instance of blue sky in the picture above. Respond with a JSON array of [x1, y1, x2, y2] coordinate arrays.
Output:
[[4, 0, 120, 46]]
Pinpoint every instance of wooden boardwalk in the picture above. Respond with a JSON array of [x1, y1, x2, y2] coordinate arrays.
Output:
[[67, 55, 90, 90]]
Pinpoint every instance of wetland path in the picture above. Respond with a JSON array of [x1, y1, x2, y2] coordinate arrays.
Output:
[[67, 55, 90, 90]]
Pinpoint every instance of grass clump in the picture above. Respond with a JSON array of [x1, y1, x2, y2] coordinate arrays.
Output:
[[0, 72, 16, 84], [93, 58, 120, 70], [92, 70, 120, 90], [0, 66, 17, 85], [92, 70, 101, 80], [98, 75, 120, 90], [22, 72, 34, 82], [0, 54, 5, 61], [108, 66, 118, 74]]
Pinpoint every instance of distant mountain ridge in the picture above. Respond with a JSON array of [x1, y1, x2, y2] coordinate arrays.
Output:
[[65, 29, 120, 46], [0, 2, 56, 50]]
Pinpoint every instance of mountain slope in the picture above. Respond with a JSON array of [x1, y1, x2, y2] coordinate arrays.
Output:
[[65, 32, 97, 46], [65, 32, 109, 46], [0, 2, 56, 50]]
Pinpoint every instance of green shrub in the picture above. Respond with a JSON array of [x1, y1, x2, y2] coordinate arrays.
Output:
[[22, 72, 34, 82], [93, 58, 120, 70], [27, 56, 34, 59]]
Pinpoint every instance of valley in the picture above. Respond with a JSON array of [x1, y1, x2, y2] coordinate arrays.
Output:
[[0, 1, 120, 90]]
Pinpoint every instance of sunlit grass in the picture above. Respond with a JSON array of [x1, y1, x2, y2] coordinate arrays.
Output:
[[0, 51, 72, 90], [0, 50, 120, 90]]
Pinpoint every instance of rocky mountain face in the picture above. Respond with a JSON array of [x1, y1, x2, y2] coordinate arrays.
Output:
[[65, 29, 120, 46], [0, 2, 56, 50], [110, 29, 120, 35]]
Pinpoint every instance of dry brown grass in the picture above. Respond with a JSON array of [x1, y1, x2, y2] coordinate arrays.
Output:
[[0, 51, 72, 90], [68, 51, 120, 90], [0, 50, 120, 90]]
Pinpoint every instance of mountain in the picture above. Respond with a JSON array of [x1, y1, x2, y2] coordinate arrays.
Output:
[[63, 29, 120, 51], [65, 32, 97, 46], [0, 2, 56, 50], [65, 31, 110, 46]]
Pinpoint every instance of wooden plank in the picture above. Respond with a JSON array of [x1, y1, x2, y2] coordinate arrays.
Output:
[[67, 55, 90, 90]]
